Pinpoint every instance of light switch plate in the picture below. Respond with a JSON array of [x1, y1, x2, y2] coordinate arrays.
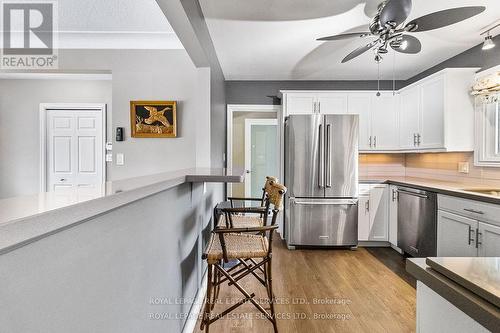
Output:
[[105, 142, 113, 151], [458, 162, 469, 174], [116, 153, 124, 166]]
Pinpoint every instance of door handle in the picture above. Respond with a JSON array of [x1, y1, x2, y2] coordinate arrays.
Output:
[[326, 124, 332, 188], [476, 228, 482, 249], [396, 189, 429, 199], [413, 133, 417, 146], [464, 208, 484, 215], [468, 225, 474, 245], [365, 200, 370, 213], [391, 189, 398, 202], [373, 136, 377, 148], [417, 133, 421, 146], [318, 101, 321, 113], [292, 199, 358, 205], [60, 178, 66, 182], [318, 124, 324, 188], [369, 136, 372, 147]]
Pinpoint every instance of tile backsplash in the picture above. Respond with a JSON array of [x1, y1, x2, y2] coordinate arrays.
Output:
[[360, 152, 500, 186]]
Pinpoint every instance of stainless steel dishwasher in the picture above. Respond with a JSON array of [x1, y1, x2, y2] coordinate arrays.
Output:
[[397, 186, 437, 257]]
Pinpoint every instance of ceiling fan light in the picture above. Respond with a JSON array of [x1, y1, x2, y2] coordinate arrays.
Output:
[[482, 35, 495, 50], [400, 40, 409, 50]]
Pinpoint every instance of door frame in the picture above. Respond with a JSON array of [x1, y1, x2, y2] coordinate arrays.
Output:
[[226, 104, 281, 197], [244, 118, 278, 197], [39, 103, 107, 192]]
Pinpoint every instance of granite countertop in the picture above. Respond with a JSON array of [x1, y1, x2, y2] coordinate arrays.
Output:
[[0, 168, 244, 255], [407, 258, 500, 332], [360, 176, 500, 205]]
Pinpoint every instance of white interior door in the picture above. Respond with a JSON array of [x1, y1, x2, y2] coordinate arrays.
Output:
[[244, 119, 278, 198], [46, 109, 104, 191]]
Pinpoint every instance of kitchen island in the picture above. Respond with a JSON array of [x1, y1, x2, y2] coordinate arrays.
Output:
[[0, 168, 243, 333], [407, 257, 500, 333]]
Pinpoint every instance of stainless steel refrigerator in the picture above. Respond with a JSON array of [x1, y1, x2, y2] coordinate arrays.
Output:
[[284, 114, 359, 248]]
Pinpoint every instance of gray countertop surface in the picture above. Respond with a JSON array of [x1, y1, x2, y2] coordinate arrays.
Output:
[[407, 258, 500, 331], [360, 176, 500, 205], [0, 168, 244, 255]]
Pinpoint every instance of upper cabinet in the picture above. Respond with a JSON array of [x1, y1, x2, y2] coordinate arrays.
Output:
[[398, 68, 477, 152], [281, 68, 477, 153]]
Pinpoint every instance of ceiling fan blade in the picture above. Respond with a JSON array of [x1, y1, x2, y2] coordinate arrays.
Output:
[[380, 0, 412, 27], [341, 41, 377, 63], [391, 35, 421, 54], [406, 6, 485, 32], [317, 32, 371, 41], [364, 0, 381, 17]]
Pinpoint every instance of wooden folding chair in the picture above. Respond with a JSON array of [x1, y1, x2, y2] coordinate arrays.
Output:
[[200, 181, 287, 333]]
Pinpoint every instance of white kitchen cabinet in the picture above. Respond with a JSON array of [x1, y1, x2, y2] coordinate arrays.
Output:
[[348, 94, 372, 151], [437, 210, 478, 257], [388, 185, 398, 247], [358, 184, 389, 242], [371, 93, 399, 150], [438, 194, 500, 257], [398, 68, 476, 152], [369, 185, 389, 241], [285, 93, 316, 114], [420, 76, 445, 149], [478, 222, 500, 257], [348, 92, 399, 152], [399, 87, 420, 149], [358, 195, 370, 241], [316, 92, 348, 114]]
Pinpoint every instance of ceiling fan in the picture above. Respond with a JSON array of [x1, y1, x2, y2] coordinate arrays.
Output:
[[317, 0, 486, 63]]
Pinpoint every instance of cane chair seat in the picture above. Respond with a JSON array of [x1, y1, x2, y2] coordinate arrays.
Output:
[[216, 214, 264, 229], [205, 233, 269, 264]]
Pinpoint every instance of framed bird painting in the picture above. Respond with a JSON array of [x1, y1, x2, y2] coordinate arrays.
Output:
[[130, 101, 177, 138]]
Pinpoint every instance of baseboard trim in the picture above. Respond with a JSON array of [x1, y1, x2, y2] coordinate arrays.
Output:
[[182, 270, 207, 333], [358, 241, 391, 247], [390, 244, 403, 254]]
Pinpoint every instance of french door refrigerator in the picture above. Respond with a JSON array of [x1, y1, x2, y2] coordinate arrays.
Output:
[[284, 114, 359, 248]]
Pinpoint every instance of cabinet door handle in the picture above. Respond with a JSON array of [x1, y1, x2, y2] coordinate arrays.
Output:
[[374, 136, 377, 148], [391, 189, 398, 202], [365, 200, 370, 213], [413, 133, 417, 146], [417, 133, 421, 146], [476, 228, 482, 249], [318, 101, 321, 113], [468, 225, 474, 245], [369, 136, 372, 148], [464, 208, 485, 215]]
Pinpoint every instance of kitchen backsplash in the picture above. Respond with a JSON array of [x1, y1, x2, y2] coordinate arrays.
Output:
[[360, 152, 500, 186]]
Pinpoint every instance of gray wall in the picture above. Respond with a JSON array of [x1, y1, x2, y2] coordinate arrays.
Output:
[[55, 49, 210, 181], [225, 35, 500, 105], [226, 80, 405, 105], [405, 34, 500, 86], [0, 182, 215, 333], [0, 79, 112, 198]]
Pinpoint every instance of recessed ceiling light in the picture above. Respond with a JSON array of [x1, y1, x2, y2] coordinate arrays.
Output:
[[482, 34, 495, 50]]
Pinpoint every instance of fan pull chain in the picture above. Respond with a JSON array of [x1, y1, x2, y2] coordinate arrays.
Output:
[[376, 59, 381, 97], [393, 50, 396, 96]]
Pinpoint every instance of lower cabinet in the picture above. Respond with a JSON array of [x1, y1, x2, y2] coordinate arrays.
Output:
[[358, 184, 389, 241], [478, 222, 500, 257], [437, 209, 500, 257]]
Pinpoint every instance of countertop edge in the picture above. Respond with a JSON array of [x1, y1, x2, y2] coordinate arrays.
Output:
[[406, 258, 500, 332], [0, 168, 245, 255], [362, 178, 500, 205]]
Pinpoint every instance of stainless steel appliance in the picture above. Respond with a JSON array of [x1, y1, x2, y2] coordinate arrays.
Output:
[[397, 186, 437, 257], [284, 114, 359, 248]]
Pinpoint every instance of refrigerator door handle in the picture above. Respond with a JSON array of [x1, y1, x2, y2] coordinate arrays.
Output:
[[318, 124, 324, 188], [326, 123, 332, 188], [291, 199, 358, 206]]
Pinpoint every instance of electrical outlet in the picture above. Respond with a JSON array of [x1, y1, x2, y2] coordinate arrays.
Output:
[[458, 162, 469, 174], [105, 153, 113, 162]]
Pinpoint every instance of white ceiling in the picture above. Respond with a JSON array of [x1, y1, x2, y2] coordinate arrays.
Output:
[[199, 0, 500, 80], [56, 0, 182, 49]]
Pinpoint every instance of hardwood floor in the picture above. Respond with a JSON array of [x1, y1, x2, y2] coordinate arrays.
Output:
[[196, 238, 416, 333]]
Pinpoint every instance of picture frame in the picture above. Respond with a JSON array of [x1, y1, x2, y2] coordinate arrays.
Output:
[[130, 100, 177, 138]]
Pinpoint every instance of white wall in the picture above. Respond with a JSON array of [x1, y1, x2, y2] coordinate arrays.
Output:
[[0, 79, 112, 198]]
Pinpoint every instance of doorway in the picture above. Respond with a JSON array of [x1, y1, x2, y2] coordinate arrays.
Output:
[[226, 104, 280, 198], [244, 119, 278, 198], [40, 103, 106, 192]]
